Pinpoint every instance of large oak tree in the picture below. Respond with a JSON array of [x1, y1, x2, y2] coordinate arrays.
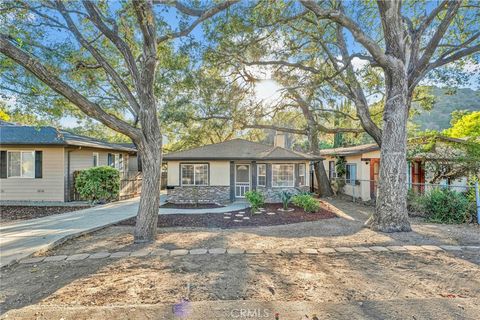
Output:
[[0, 0, 236, 242]]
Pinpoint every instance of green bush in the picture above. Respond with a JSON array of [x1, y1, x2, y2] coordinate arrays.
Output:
[[75, 166, 120, 202], [245, 190, 265, 213], [292, 194, 320, 213], [416, 188, 470, 224]]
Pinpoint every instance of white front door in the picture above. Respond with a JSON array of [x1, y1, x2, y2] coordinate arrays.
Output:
[[235, 164, 250, 198]]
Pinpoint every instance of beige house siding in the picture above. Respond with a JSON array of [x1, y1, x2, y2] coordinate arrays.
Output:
[[0, 146, 65, 201], [167, 161, 231, 186], [322, 153, 378, 201]]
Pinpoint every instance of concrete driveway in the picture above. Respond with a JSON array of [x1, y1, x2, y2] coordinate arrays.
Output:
[[0, 198, 140, 267]]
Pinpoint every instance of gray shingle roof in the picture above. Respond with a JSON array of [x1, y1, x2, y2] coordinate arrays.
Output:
[[320, 143, 380, 156], [0, 122, 136, 152], [163, 139, 321, 161]]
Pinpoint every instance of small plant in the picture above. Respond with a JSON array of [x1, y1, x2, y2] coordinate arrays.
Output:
[[292, 194, 320, 213], [245, 190, 265, 213], [74, 166, 120, 203], [278, 190, 293, 210]]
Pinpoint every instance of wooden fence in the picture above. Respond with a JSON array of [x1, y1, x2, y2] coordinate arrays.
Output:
[[71, 171, 142, 201], [119, 172, 143, 200]]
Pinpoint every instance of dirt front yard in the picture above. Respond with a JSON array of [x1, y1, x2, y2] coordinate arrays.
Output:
[[1, 198, 479, 318], [1, 250, 480, 318]]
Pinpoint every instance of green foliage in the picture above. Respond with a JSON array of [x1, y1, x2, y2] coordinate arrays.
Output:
[[278, 190, 293, 210], [245, 190, 265, 213], [443, 111, 480, 139], [335, 156, 347, 177], [0, 107, 9, 121], [74, 166, 120, 203], [412, 188, 471, 224], [292, 194, 320, 213]]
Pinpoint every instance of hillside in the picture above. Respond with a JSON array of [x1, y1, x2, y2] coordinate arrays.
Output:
[[413, 87, 479, 131]]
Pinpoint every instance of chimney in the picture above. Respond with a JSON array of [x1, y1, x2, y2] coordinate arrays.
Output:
[[274, 131, 286, 148]]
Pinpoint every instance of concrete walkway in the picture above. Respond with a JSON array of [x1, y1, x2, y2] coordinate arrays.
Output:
[[158, 201, 249, 214], [0, 198, 140, 268], [1, 196, 251, 267]]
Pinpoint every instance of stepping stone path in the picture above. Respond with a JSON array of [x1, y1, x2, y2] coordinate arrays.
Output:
[[18, 245, 473, 265], [224, 213, 232, 216], [235, 214, 244, 217], [266, 212, 276, 215], [243, 217, 250, 220], [233, 219, 243, 222], [224, 216, 231, 219]]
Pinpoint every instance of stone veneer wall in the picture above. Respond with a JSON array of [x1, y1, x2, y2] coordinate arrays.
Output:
[[167, 186, 231, 204], [257, 186, 310, 203]]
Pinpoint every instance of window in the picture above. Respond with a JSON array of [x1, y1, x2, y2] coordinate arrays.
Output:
[[298, 163, 306, 186], [114, 153, 120, 169], [346, 163, 357, 185], [93, 153, 99, 167], [118, 154, 124, 171], [272, 164, 294, 187], [181, 163, 208, 186], [257, 164, 266, 186], [328, 160, 336, 179], [8, 151, 35, 178]]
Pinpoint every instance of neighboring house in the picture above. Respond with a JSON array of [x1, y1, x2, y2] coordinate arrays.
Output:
[[320, 136, 475, 202], [0, 121, 137, 202], [163, 137, 321, 204]]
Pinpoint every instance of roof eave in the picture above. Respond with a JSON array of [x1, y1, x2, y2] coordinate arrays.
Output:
[[163, 157, 323, 161]]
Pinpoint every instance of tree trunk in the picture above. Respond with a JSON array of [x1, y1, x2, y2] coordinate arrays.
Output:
[[133, 137, 162, 243], [309, 125, 333, 197], [368, 65, 411, 232]]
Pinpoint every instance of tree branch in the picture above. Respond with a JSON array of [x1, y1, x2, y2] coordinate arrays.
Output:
[[156, 1, 239, 43], [55, 0, 140, 114], [0, 34, 141, 140], [82, 0, 141, 86], [300, 0, 389, 68]]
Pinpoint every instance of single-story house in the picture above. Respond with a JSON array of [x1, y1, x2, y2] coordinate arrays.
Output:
[[0, 121, 138, 202], [163, 137, 322, 204], [320, 136, 475, 202]]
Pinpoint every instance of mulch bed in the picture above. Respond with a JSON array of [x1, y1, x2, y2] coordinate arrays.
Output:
[[119, 203, 337, 229], [160, 203, 224, 209], [0, 206, 91, 222]]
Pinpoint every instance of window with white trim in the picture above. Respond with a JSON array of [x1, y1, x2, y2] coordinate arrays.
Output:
[[346, 163, 357, 185], [298, 163, 306, 186], [8, 151, 35, 178], [181, 163, 208, 186], [93, 152, 99, 167], [272, 164, 294, 187], [257, 164, 266, 186]]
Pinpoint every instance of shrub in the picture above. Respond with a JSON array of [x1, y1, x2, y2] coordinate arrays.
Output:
[[417, 188, 470, 224], [292, 194, 320, 213], [245, 190, 265, 213], [278, 190, 293, 210], [75, 166, 120, 202]]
